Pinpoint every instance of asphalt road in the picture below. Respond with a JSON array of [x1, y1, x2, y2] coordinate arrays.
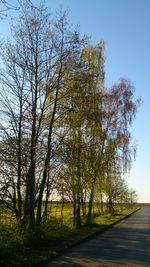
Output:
[[45, 208, 150, 267]]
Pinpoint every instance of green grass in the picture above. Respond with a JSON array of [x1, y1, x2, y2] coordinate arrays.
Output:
[[0, 204, 139, 267]]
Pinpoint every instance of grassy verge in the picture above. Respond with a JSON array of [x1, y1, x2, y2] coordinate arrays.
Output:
[[0, 207, 139, 267]]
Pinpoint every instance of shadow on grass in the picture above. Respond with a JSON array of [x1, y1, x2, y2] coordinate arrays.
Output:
[[0, 216, 107, 267]]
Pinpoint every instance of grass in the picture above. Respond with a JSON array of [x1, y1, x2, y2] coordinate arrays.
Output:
[[0, 204, 139, 267]]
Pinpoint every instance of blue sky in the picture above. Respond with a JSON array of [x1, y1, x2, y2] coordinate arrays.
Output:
[[0, 0, 150, 202]]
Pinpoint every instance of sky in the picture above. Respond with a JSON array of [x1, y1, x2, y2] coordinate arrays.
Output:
[[0, 0, 150, 202]]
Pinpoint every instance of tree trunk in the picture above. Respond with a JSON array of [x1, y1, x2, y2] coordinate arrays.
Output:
[[81, 194, 86, 219], [73, 201, 76, 226], [60, 196, 64, 224], [28, 86, 37, 229], [36, 48, 63, 226], [23, 179, 30, 225], [29, 164, 35, 229], [100, 193, 104, 213], [17, 105, 23, 220], [86, 187, 95, 224], [108, 195, 113, 214], [75, 189, 81, 228], [43, 176, 51, 221]]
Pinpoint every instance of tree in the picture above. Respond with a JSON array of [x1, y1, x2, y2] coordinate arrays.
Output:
[[128, 189, 138, 208], [0, 1, 86, 228], [54, 42, 105, 227]]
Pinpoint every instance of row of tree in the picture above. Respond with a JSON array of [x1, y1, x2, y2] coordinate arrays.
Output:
[[0, 1, 139, 229]]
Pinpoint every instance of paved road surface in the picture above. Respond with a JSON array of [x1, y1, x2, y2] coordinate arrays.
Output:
[[45, 208, 150, 267]]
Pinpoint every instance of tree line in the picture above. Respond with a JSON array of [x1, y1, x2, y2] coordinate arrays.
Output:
[[0, 0, 139, 229]]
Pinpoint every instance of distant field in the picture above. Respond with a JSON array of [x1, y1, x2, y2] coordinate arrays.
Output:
[[138, 203, 150, 207]]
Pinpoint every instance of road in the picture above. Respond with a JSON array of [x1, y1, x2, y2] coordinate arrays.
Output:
[[45, 208, 150, 267]]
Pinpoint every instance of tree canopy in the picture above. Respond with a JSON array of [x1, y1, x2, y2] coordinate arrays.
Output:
[[0, 0, 140, 229]]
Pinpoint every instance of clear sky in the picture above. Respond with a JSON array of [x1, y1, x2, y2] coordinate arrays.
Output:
[[0, 0, 150, 202]]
